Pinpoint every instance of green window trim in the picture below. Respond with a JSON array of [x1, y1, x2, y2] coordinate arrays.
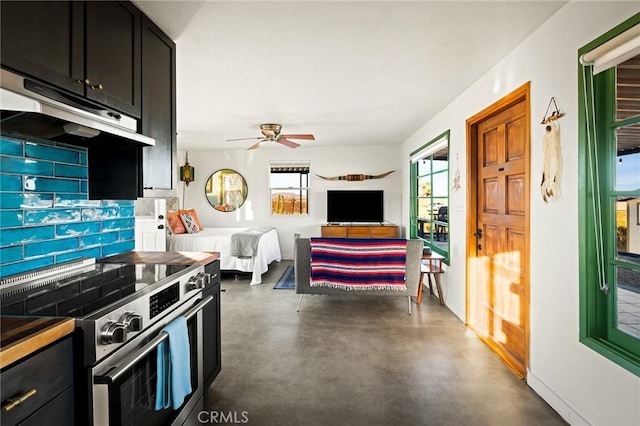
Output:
[[578, 13, 640, 377], [409, 129, 450, 264]]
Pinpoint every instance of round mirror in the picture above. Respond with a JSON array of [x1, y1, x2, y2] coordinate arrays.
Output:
[[205, 169, 248, 212]]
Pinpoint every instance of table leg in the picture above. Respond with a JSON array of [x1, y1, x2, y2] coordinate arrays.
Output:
[[417, 272, 424, 305], [433, 273, 444, 305]]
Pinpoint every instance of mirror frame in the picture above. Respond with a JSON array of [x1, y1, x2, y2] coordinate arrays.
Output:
[[205, 169, 248, 212]]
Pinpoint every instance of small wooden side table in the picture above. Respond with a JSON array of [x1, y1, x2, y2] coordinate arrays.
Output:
[[417, 251, 445, 305]]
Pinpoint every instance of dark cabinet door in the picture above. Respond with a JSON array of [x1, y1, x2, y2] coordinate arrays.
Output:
[[0, 1, 84, 95], [85, 1, 141, 118], [203, 261, 222, 390], [141, 16, 176, 195]]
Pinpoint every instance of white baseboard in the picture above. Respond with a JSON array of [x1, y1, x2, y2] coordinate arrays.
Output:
[[527, 370, 590, 425]]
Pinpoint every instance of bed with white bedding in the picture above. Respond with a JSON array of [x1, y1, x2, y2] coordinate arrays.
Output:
[[168, 227, 281, 285]]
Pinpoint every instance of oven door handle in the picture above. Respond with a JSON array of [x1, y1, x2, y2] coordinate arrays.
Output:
[[94, 295, 213, 385]]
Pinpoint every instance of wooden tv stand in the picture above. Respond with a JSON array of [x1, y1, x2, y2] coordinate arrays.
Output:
[[321, 223, 398, 238]]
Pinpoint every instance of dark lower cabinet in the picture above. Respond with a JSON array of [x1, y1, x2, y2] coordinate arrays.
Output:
[[203, 260, 222, 390], [0, 336, 74, 426]]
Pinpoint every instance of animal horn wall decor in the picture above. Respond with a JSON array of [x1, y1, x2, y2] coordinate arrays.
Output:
[[316, 170, 395, 181]]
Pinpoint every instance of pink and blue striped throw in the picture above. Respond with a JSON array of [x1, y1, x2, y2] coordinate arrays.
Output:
[[310, 238, 407, 291]]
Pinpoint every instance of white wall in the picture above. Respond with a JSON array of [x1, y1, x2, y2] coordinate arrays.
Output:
[[399, 2, 640, 425], [177, 144, 402, 259]]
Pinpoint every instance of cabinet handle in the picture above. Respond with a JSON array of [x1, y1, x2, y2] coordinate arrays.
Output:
[[84, 79, 103, 90], [3, 389, 37, 412], [158, 225, 164, 230]]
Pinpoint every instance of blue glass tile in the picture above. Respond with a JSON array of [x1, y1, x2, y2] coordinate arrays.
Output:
[[0, 174, 22, 191], [54, 195, 97, 207], [0, 210, 23, 228], [24, 208, 81, 225], [103, 200, 134, 207], [81, 207, 119, 221], [0, 193, 54, 209], [119, 207, 134, 218], [0, 246, 23, 263], [102, 218, 134, 231], [56, 222, 102, 236], [80, 152, 87, 166], [56, 247, 101, 263], [55, 164, 87, 179], [119, 229, 135, 240], [25, 142, 81, 164], [23, 176, 80, 193], [0, 257, 54, 279], [80, 180, 88, 194], [25, 237, 79, 258], [80, 231, 119, 248], [101, 240, 134, 257], [0, 156, 53, 176], [0, 226, 55, 247], [0, 138, 23, 156]]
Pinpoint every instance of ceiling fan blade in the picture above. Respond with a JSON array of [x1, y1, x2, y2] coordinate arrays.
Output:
[[280, 134, 315, 140], [226, 136, 262, 141], [247, 140, 266, 150], [277, 138, 300, 149]]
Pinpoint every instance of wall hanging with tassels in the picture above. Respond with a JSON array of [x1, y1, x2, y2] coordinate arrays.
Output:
[[540, 97, 565, 202]]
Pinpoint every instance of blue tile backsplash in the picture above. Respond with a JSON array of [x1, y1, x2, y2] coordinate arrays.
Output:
[[0, 135, 135, 279]]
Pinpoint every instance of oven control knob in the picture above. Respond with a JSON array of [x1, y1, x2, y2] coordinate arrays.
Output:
[[100, 321, 128, 344], [120, 312, 143, 332], [187, 274, 204, 290]]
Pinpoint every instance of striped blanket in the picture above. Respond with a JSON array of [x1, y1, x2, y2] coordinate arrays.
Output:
[[310, 238, 407, 291]]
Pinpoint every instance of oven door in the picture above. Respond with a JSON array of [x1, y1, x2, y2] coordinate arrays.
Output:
[[92, 295, 212, 426]]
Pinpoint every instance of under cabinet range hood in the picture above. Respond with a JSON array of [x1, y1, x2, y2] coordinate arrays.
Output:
[[0, 68, 155, 146]]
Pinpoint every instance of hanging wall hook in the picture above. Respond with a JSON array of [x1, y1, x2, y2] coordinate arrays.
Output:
[[541, 97, 565, 129]]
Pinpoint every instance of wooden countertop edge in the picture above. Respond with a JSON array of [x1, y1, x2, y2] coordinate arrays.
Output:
[[0, 318, 75, 369]]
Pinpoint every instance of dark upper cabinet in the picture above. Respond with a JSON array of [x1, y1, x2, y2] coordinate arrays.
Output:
[[85, 1, 142, 118], [0, 1, 84, 95], [1, 1, 142, 118], [141, 16, 177, 195]]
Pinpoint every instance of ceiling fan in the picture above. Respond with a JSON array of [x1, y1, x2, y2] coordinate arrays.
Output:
[[226, 123, 315, 150]]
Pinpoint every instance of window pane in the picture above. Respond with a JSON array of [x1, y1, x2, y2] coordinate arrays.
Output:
[[432, 172, 448, 196], [616, 266, 640, 338], [417, 198, 431, 219], [271, 190, 308, 214], [417, 158, 431, 175], [433, 157, 447, 172], [418, 177, 431, 197], [616, 53, 640, 122], [270, 172, 309, 187], [616, 141, 640, 192]]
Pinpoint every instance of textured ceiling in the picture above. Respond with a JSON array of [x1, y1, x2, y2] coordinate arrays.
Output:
[[133, 1, 568, 150]]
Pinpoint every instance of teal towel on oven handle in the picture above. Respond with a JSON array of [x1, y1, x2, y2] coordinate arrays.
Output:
[[155, 316, 192, 410]]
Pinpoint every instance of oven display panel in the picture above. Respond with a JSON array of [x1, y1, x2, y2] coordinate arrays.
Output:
[[150, 283, 179, 319]]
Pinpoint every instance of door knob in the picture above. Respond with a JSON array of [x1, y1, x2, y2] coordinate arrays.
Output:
[[158, 225, 164, 230], [473, 229, 483, 239]]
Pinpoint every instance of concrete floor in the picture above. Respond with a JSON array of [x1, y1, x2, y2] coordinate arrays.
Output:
[[204, 261, 566, 426]]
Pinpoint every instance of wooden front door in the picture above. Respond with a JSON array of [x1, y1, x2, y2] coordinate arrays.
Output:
[[466, 83, 530, 378]]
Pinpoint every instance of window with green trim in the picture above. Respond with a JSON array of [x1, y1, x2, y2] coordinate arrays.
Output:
[[410, 130, 449, 262], [579, 13, 640, 376]]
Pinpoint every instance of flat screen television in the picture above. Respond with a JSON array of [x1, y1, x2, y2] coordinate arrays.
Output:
[[326, 190, 384, 223]]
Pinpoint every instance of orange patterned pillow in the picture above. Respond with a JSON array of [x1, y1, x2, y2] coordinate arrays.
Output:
[[179, 209, 204, 230], [167, 211, 186, 234]]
